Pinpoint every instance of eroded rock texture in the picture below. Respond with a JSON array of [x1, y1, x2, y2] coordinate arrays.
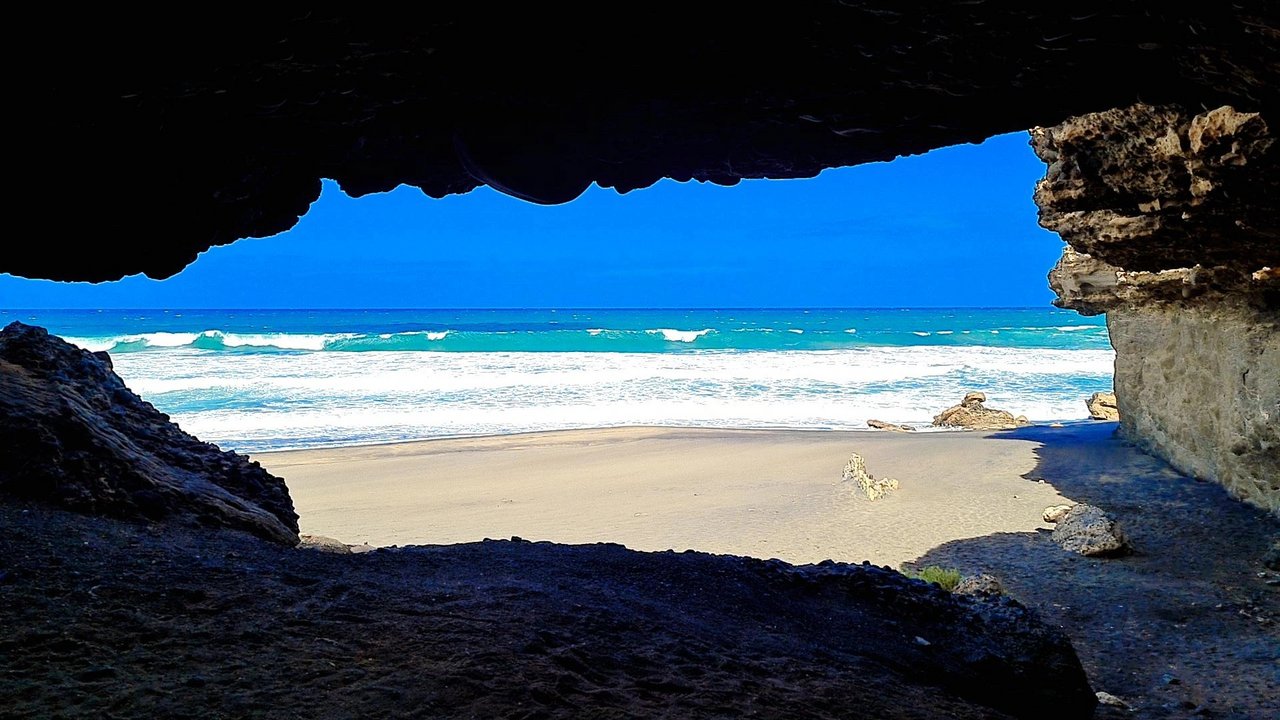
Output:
[[1036, 104, 1279, 513], [0, 322, 299, 543], [1109, 305, 1279, 513], [4, 4, 1279, 281], [932, 392, 1030, 431], [0, 503, 1099, 720]]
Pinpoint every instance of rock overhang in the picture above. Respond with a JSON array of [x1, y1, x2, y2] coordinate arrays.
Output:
[[4, 4, 1278, 281]]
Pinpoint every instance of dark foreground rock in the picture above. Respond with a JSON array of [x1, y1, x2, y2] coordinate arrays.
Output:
[[0, 502, 1096, 720], [918, 424, 1280, 719], [0, 322, 298, 544], [932, 392, 1030, 431]]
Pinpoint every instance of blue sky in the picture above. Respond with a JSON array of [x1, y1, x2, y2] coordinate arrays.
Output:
[[0, 132, 1062, 309]]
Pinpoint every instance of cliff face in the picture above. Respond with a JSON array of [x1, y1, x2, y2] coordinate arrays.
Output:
[[1108, 307, 1278, 513], [1034, 104, 1279, 513], [0, 322, 300, 543]]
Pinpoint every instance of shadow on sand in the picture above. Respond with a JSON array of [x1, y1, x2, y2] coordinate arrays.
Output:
[[913, 423, 1279, 719]]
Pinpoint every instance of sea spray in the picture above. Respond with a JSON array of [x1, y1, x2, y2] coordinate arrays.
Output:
[[10, 307, 1113, 452]]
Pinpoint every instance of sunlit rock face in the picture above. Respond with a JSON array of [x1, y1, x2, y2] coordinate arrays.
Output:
[[1035, 104, 1279, 514], [1109, 305, 1278, 513], [4, 4, 1278, 281]]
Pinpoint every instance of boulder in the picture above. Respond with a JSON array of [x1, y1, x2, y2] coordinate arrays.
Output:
[[955, 574, 1005, 596], [1050, 504, 1132, 557], [932, 393, 1030, 431], [841, 453, 899, 501], [0, 322, 299, 544], [1042, 504, 1075, 523], [1264, 541, 1280, 571], [1086, 392, 1119, 421], [867, 419, 915, 432], [299, 535, 353, 554]]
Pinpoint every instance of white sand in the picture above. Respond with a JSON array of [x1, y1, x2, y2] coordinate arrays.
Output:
[[258, 427, 1078, 568]]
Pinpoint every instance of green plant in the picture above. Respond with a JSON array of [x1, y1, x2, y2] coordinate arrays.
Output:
[[902, 565, 962, 592]]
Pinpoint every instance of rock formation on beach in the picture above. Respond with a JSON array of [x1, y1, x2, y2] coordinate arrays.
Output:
[[1037, 103, 1279, 514], [1086, 392, 1119, 421], [1049, 504, 1132, 558], [0, 322, 299, 544], [868, 419, 915, 432], [842, 452, 899, 500], [932, 392, 1030, 431]]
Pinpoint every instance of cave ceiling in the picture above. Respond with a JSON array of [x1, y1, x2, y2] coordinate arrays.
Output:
[[6, 4, 1278, 282]]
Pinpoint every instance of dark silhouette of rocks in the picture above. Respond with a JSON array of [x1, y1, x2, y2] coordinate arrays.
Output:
[[2, 7, 1275, 283], [0, 501, 1098, 719], [0, 322, 298, 544]]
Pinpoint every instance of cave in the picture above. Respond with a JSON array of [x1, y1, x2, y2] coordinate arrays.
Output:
[[2, 4, 1277, 718]]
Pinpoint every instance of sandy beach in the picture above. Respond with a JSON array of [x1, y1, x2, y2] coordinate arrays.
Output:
[[261, 426, 1079, 567]]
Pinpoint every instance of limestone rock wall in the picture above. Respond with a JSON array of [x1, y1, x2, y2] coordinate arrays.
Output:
[[1109, 305, 1279, 513], [1035, 103, 1279, 515]]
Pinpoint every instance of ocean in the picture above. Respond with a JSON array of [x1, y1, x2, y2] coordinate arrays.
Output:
[[3, 308, 1114, 452]]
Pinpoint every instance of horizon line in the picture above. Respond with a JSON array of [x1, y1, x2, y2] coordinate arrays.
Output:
[[1, 305, 1069, 312]]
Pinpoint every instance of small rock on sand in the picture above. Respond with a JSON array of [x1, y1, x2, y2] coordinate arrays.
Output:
[[841, 453, 899, 501], [1087, 392, 1120, 421], [954, 574, 1004, 596], [1042, 504, 1074, 523], [1051, 505, 1132, 557], [1095, 691, 1131, 709], [867, 419, 914, 432], [298, 535, 353, 554]]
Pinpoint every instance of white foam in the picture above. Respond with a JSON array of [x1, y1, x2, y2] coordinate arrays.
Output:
[[936, 330, 954, 335], [63, 336, 119, 352], [647, 328, 712, 343], [137, 332, 203, 347], [844, 328, 857, 334], [215, 332, 342, 350], [788, 329, 804, 335], [586, 328, 606, 336], [109, 344, 1118, 452], [913, 331, 931, 337]]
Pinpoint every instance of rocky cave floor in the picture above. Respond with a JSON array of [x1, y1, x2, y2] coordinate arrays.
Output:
[[918, 426, 1279, 719], [1, 427, 1277, 720]]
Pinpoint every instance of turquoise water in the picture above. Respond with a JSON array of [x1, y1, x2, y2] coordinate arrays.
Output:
[[3, 308, 1113, 451]]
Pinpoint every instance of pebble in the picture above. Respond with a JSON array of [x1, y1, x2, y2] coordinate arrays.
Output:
[[1095, 691, 1131, 709]]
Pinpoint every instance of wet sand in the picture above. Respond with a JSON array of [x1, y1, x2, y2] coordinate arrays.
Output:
[[261, 426, 1079, 568]]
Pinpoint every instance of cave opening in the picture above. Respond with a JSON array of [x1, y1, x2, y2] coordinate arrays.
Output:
[[0, 129, 1122, 556], [2, 7, 1278, 716]]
